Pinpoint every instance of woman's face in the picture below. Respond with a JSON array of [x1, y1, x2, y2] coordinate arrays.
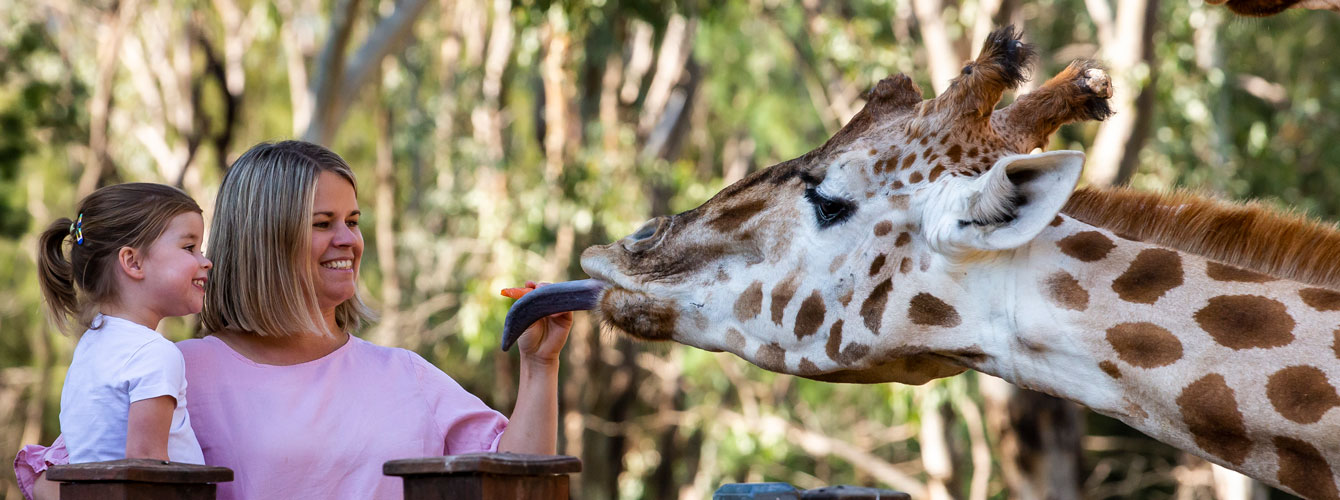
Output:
[[310, 171, 363, 311]]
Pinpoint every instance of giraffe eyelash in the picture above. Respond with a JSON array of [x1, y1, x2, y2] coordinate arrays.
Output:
[[804, 188, 856, 228]]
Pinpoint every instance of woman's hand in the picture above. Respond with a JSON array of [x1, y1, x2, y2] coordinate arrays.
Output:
[[497, 281, 570, 455], [511, 281, 573, 366]]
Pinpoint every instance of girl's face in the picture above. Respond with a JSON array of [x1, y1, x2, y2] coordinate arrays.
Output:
[[141, 212, 212, 317], [310, 171, 363, 311]]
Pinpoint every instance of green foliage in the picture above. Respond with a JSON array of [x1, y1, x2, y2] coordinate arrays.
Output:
[[1, 0, 1336, 498]]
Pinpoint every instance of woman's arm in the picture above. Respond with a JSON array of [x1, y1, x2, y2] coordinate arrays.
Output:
[[125, 395, 174, 460], [497, 282, 572, 455]]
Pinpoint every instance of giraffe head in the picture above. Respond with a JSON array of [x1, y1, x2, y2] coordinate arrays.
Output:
[[521, 27, 1113, 384], [1205, 0, 1340, 16]]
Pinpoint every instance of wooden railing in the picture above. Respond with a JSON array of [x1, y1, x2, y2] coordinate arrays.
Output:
[[47, 455, 907, 500]]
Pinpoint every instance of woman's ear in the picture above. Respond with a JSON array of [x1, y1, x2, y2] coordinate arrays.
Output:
[[922, 150, 1084, 253], [118, 247, 146, 280]]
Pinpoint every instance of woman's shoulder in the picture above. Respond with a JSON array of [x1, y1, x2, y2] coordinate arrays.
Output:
[[348, 336, 431, 370], [176, 336, 219, 357]]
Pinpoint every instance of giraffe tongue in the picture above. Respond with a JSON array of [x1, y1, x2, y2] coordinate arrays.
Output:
[[500, 279, 607, 351]]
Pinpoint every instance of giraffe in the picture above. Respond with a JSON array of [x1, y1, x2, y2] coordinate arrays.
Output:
[[502, 26, 1340, 498], [1206, 0, 1339, 16]]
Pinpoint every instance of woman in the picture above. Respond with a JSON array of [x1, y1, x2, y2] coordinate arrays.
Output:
[[15, 141, 571, 499]]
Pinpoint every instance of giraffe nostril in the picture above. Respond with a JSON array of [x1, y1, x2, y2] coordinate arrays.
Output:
[[622, 217, 667, 253]]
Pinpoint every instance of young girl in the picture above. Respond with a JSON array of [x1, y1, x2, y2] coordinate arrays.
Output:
[[37, 183, 210, 464]]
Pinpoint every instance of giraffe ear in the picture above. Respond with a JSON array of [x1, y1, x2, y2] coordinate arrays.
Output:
[[926, 150, 1084, 252]]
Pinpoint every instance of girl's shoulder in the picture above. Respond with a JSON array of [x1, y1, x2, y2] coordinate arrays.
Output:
[[74, 316, 180, 368]]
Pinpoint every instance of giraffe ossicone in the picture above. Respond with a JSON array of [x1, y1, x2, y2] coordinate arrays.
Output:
[[504, 26, 1340, 498]]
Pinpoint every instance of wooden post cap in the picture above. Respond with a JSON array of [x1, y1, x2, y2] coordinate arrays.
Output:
[[47, 459, 233, 484], [383, 453, 582, 477]]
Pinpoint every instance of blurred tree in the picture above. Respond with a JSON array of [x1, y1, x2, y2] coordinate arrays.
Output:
[[1, 1, 1336, 499]]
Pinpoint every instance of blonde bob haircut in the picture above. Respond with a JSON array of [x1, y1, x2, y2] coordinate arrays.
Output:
[[202, 140, 374, 337]]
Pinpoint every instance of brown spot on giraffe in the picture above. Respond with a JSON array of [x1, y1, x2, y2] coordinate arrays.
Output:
[[838, 289, 854, 307], [1177, 373, 1252, 466], [1194, 295, 1295, 350], [797, 358, 822, 375], [708, 199, 769, 233], [734, 281, 763, 322], [894, 232, 911, 247], [755, 343, 786, 372], [1301, 287, 1340, 312], [868, 148, 878, 156], [1335, 329, 1340, 359], [874, 221, 893, 237], [1126, 402, 1148, 420], [825, 320, 872, 365], [726, 328, 746, 352], [1057, 231, 1116, 262], [770, 276, 799, 326], [860, 279, 893, 334], [1274, 436, 1340, 500], [908, 293, 961, 327], [1265, 365, 1340, 424], [1050, 215, 1064, 227], [1205, 261, 1275, 283], [828, 254, 847, 273], [1098, 360, 1122, 379], [927, 165, 946, 182], [1106, 322, 1183, 368], [1045, 271, 1089, 311], [900, 153, 917, 170], [1112, 249, 1184, 304], [795, 290, 827, 340], [899, 257, 912, 274], [919, 135, 930, 146], [825, 320, 845, 362], [891, 180, 904, 190], [909, 171, 924, 184], [946, 144, 963, 163], [869, 255, 886, 276]]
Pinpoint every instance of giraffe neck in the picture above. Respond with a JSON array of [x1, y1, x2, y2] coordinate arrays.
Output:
[[957, 215, 1340, 498]]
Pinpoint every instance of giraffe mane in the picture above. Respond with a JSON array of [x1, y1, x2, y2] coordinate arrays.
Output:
[[1061, 186, 1340, 290]]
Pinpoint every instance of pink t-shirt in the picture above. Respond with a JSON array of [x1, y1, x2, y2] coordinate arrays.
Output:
[[179, 335, 508, 499]]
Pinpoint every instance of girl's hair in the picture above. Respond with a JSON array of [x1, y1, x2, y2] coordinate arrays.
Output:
[[37, 183, 202, 332], [202, 140, 374, 337]]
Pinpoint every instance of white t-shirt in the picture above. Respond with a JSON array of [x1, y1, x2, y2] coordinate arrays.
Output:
[[59, 315, 204, 464]]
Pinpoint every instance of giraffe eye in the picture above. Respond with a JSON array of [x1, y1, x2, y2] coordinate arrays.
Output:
[[804, 188, 854, 228]]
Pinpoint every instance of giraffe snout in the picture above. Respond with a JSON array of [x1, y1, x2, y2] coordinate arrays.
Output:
[[621, 216, 669, 253]]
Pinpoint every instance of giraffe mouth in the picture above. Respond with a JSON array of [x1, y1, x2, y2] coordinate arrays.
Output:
[[500, 279, 608, 351]]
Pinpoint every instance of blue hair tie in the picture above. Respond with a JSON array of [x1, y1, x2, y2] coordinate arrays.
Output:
[[70, 213, 84, 245]]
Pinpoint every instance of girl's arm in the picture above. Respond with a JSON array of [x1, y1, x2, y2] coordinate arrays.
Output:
[[125, 395, 175, 460], [497, 283, 572, 454]]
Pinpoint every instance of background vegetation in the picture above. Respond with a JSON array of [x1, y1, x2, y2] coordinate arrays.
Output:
[[1, 0, 1337, 498]]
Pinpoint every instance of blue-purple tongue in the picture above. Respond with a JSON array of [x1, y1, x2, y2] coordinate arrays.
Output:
[[500, 279, 608, 351]]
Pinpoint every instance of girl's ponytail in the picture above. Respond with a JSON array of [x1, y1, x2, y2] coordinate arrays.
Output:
[[37, 217, 79, 332]]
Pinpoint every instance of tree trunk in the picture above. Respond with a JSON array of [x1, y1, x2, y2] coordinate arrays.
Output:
[[1082, 0, 1159, 186], [79, 0, 140, 197], [981, 375, 1084, 500], [370, 90, 402, 347], [302, 0, 431, 145]]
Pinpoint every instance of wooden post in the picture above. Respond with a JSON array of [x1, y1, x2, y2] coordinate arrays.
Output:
[[46, 459, 233, 500], [384, 453, 581, 500]]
